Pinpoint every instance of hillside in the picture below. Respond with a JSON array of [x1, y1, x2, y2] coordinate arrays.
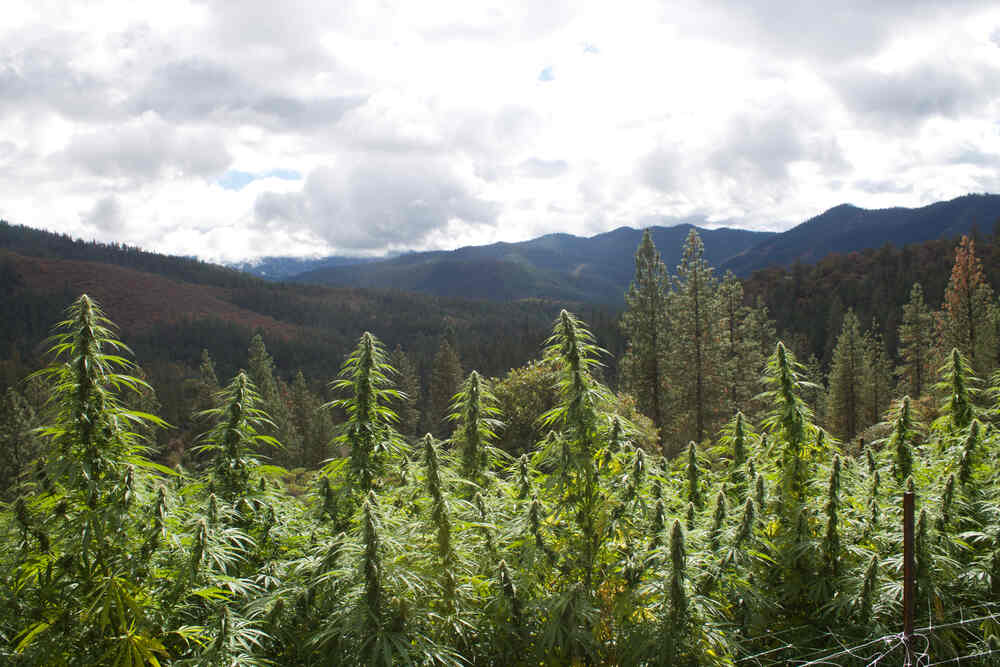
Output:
[[741, 230, 1000, 367], [272, 193, 1000, 303], [289, 224, 773, 302], [229, 254, 378, 280], [0, 222, 626, 403], [722, 193, 1000, 275]]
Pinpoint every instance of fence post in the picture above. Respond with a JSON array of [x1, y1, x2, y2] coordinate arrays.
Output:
[[903, 489, 915, 665]]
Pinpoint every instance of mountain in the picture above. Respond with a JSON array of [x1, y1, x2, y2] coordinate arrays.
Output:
[[285, 194, 1000, 302], [0, 219, 625, 395], [722, 193, 1000, 275], [289, 225, 775, 303], [228, 255, 379, 280]]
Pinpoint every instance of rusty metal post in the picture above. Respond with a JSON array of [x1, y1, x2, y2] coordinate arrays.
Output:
[[903, 490, 915, 665]]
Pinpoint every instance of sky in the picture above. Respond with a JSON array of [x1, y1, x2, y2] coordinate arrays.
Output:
[[2, 1, 1000, 262]]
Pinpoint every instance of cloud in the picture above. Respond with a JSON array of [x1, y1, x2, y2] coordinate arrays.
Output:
[[0, 46, 114, 121], [82, 195, 126, 234], [853, 179, 914, 195], [707, 111, 845, 183], [686, 0, 996, 62], [834, 61, 1000, 129], [60, 113, 232, 181], [129, 58, 366, 130], [518, 158, 569, 178], [2, 0, 1000, 260], [638, 144, 685, 194], [254, 155, 498, 250]]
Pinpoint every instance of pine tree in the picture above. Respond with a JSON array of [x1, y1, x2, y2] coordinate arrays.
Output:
[[897, 283, 936, 398], [943, 236, 996, 374], [827, 310, 865, 441], [667, 229, 723, 447], [621, 229, 669, 452], [862, 319, 893, 427], [718, 272, 771, 413], [197, 348, 220, 402], [246, 334, 300, 463], [428, 338, 463, 437], [0, 386, 38, 500], [389, 344, 421, 439], [289, 370, 331, 469]]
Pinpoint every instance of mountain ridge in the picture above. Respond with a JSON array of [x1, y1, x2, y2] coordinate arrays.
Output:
[[265, 193, 1000, 303]]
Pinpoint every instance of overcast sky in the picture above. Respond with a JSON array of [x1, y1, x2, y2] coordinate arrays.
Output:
[[2, 1, 1000, 261]]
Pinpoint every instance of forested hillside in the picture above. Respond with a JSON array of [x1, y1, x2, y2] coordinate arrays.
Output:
[[287, 224, 771, 303], [722, 192, 1000, 275]]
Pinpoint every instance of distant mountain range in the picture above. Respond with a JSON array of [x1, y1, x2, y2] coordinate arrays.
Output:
[[285, 225, 773, 303], [238, 193, 1000, 303], [228, 255, 380, 280], [722, 193, 1000, 275]]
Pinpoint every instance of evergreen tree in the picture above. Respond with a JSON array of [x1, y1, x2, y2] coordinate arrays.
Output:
[[943, 236, 996, 374], [827, 310, 866, 441], [389, 344, 421, 439], [197, 348, 220, 403], [289, 370, 331, 469], [246, 334, 300, 463], [718, 273, 772, 414], [862, 319, 893, 428], [621, 229, 669, 452], [428, 338, 463, 437], [0, 385, 38, 500], [897, 283, 936, 398], [667, 229, 723, 448]]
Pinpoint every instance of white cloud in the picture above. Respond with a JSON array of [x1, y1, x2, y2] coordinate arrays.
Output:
[[254, 154, 498, 251], [1, 0, 999, 259]]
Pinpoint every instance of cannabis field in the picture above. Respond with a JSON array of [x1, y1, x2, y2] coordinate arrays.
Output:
[[2, 289, 1000, 667]]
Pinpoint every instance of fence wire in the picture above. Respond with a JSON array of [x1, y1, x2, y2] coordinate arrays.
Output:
[[732, 603, 1000, 666]]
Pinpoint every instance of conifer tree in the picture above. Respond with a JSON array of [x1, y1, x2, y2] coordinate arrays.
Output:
[[428, 338, 463, 437], [943, 236, 996, 373], [389, 344, 421, 439], [897, 283, 936, 398], [718, 272, 771, 412], [862, 319, 893, 427], [667, 229, 723, 447], [827, 310, 865, 441], [621, 229, 669, 451], [246, 333, 300, 463], [289, 370, 331, 469], [0, 385, 37, 500]]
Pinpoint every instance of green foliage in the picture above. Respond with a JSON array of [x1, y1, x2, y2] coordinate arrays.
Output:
[[621, 229, 670, 448], [5, 283, 1000, 666], [323, 331, 404, 493], [448, 370, 503, 480]]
